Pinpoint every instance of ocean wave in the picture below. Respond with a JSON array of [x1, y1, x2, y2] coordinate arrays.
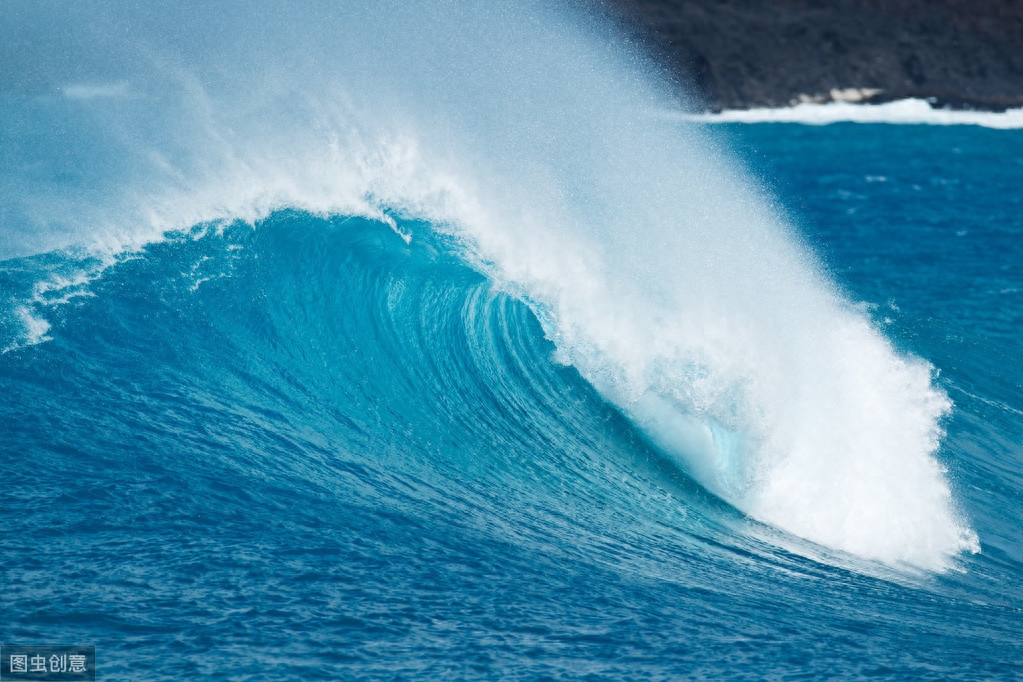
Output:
[[2, 203, 980, 572], [0, 0, 979, 572]]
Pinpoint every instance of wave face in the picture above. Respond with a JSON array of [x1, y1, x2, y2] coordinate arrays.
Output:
[[3, 0, 1022, 678]]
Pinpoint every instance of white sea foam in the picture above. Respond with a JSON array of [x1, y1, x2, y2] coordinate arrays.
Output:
[[678, 98, 1023, 128], [2, 306, 53, 354], [0, 0, 979, 570]]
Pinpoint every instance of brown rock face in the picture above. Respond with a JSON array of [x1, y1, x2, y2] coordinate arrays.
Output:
[[600, 0, 1023, 111]]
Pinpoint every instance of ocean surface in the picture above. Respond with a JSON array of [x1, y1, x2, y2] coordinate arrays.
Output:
[[2, 1, 1022, 679]]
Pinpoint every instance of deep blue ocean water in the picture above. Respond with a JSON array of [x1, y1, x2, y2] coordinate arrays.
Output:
[[3, 123, 1022, 680], [2, 2, 1023, 679]]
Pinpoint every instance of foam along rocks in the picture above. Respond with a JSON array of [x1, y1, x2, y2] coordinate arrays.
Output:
[[683, 98, 1023, 129], [794, 88, 884, 105]]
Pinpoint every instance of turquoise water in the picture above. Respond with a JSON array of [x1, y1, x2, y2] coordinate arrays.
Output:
[[2, 1, 1022, 678]]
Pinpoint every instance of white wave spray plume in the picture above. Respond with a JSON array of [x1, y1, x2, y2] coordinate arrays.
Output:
[[0, 0, 979, 569]]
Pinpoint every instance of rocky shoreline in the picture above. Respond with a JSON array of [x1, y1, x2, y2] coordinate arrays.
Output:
[[602, 0, 1023, 112]]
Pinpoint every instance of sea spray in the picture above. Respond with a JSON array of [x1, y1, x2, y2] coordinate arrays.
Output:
[[0, 0, 978, 569]]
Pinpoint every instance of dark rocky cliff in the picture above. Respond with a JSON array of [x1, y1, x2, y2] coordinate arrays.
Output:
[[602, 0, 1023, 111]]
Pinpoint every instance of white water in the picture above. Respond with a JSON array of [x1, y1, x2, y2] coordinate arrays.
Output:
[[680, 98, 1023, 128], [1, 0, 979, 570]]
